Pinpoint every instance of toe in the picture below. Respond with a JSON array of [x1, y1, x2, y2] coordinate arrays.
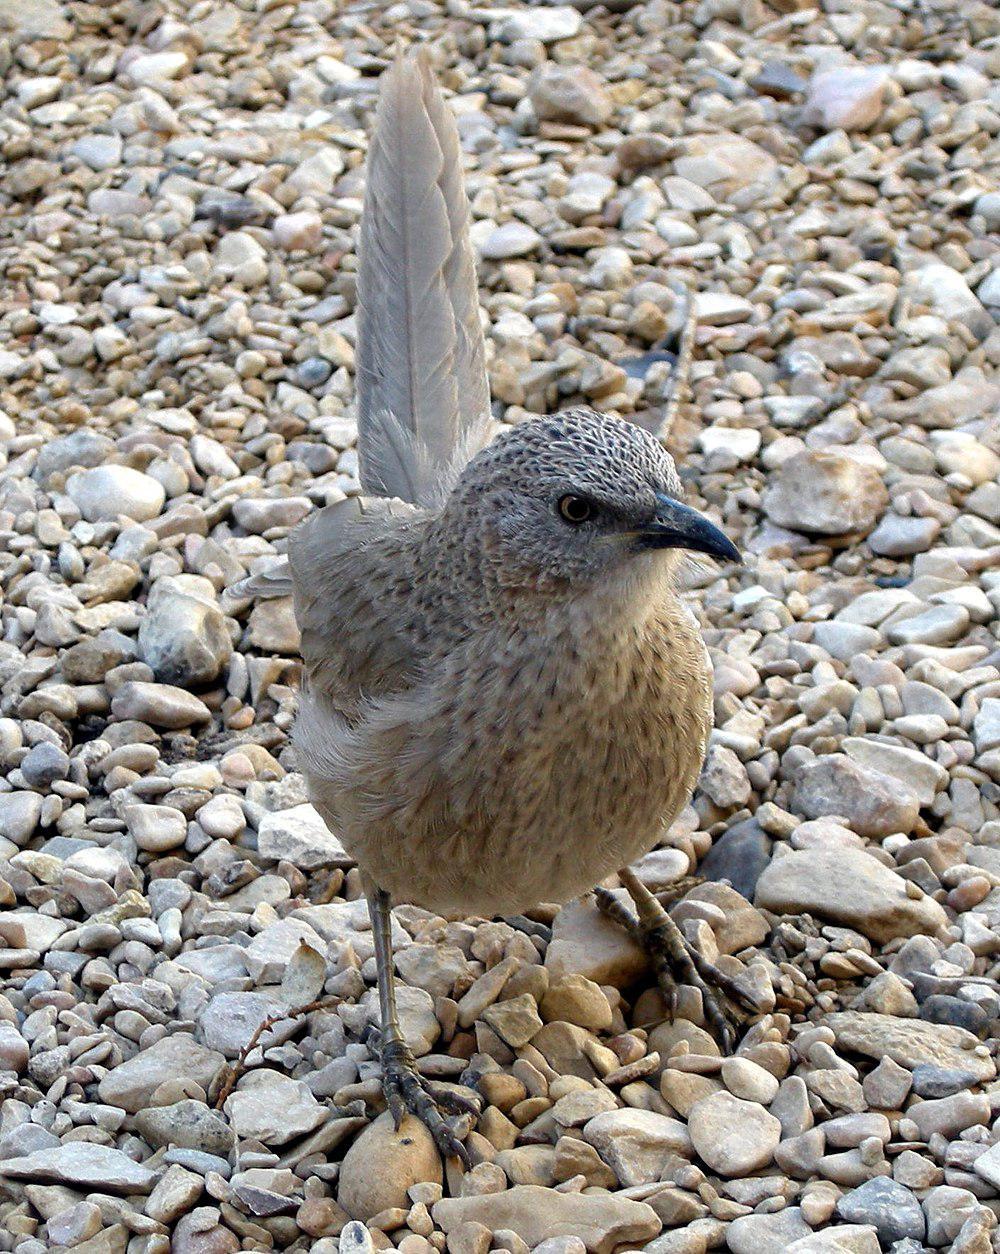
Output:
[[430, 1083, 481, 1119]]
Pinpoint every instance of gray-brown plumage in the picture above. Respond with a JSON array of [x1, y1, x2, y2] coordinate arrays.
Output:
[[237, 51, 751, 1161]]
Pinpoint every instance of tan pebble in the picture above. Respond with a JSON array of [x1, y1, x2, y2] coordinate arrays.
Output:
[[295, 1197, 349, 1237], [337, 1113, 442, 1222]]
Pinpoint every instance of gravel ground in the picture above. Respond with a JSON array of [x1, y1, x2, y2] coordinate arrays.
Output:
[[1, 0, 999, 1251]]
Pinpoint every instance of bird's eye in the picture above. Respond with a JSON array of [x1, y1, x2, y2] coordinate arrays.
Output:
[[558, 495, 595, 524]]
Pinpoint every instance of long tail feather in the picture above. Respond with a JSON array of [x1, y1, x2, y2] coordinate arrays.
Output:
[[356, 51, 490, 505]]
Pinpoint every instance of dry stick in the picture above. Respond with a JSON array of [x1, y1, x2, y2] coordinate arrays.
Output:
[[656, 279, 697, 449], [213, 995, 342, 1109]]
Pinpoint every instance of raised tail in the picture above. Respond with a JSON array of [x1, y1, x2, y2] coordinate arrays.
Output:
[[355, 51, 491, 506]]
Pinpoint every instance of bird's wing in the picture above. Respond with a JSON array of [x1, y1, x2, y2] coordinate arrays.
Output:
[[228, 558, 293, 600], [287, 493, 426, 703], [355, 51, 491, 506]]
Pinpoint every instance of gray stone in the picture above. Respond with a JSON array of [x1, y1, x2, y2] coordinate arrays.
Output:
[[810, 622, 883, 662], [110, 681, 211, 728], [432, 1186, 660, 1252], [699, 818, 772, 898], [0, 792, 44, 845], [687, 1091, 781, 1177], [786, 1229, 880, 1254], [67, 465, 165, 522], [498, 7, 581, 42], [793, 754, 921, 837], [728, 1208, 812, 1253], [529, 64, 612, 127], [256, 803, 353, 869], [868, 514, 940, 556], [974, 699, 1000, 753], [763, 450, 887, 536], [98, 1033, 226, 1113], [582, 1108, 691, 1187], [0, 1143, 155, 1193], [139, 577, 233, 686], [910, 1064, 980, 1098], [224, 1070, 328, 1145], [803, 66, 888, 130], [923, 1185, 983, 1246], [19, 741, 69, 788], [134, 1101, 236, 1156], [123, 803, 187, 852], [480, 222, 542, 261], [887, 603, 971, 647], [902, 265, 993, 339], [198, 991, 292, 1058], [836, 1177, 925, 1244], [34, 430, 115, 482]]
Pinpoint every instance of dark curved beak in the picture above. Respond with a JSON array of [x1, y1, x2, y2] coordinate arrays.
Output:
[[638, 493, 741, 563]]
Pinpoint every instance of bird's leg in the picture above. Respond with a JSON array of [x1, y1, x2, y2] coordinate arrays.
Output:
[[596, 866, 763, 1054], [366, 884, 477, 1165]]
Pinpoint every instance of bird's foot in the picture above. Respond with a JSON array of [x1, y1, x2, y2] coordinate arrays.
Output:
[[595, 884, 763, 1054], [379, 1036, 479, 1167]]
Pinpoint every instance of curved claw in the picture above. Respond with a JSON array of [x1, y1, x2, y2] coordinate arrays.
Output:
[[596, 875, 764, 1057], [427, 1081, 482, 1120], [380, 1039, 473, 1168]]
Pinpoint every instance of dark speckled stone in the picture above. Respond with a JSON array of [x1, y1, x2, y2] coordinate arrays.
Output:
[[911, 1064, 981, 1098], [920, 995, 989, 1037], [700, 818, 772, 899]]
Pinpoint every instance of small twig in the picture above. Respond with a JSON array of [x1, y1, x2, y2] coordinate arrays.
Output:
[[213, 995, 342, 1109], [656, 280, 697, 449]]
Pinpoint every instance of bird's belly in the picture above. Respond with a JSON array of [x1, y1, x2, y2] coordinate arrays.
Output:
[[354, 701, 707, 919], [306, 604, 713, 920]]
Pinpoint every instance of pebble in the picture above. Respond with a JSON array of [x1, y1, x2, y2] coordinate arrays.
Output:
[[224, 1070, 328, 1144], [480, 223, 543, 261], [138, 578, 233, 686], [110, 681, 211, 728], [762, 450, 887, 536], [824, 1014, 996, 1083], [529, 65, 612, 128], [803, 66, 889, 131], [728, 1208, 812, 1253], [272, 211, 323, 252], [498, 7, 581, 43], [836, 1177, 926, 1243], [98, 1034, 226, 1113], [792, 755, 920, 838], [687, 1092, 782, 1177], [582, 1109, 691, 1187], [0, 1144, 156, 1193], [256, 802, 353, 869], [124, 803, 188, 852], [338, 1114, 442, 1221], [0, 792, 44, 845], [66, 466, 166, 523]]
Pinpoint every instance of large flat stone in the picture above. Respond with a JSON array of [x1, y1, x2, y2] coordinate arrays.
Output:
[[755, 847, 947, 944], [98, 1033, 226, 1114], [823, 1012, 995, 1082], [0, 1144, 155, 1194]]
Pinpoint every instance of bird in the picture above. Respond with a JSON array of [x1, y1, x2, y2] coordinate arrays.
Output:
[[234, 50, 761, 1162]]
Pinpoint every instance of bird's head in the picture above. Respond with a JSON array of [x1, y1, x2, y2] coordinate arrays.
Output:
[[445, 408, 739, 595]]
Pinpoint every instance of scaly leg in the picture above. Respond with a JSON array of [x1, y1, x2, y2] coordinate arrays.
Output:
[[366, 884, 478, 1165], [596, 866, 764, 1054]]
